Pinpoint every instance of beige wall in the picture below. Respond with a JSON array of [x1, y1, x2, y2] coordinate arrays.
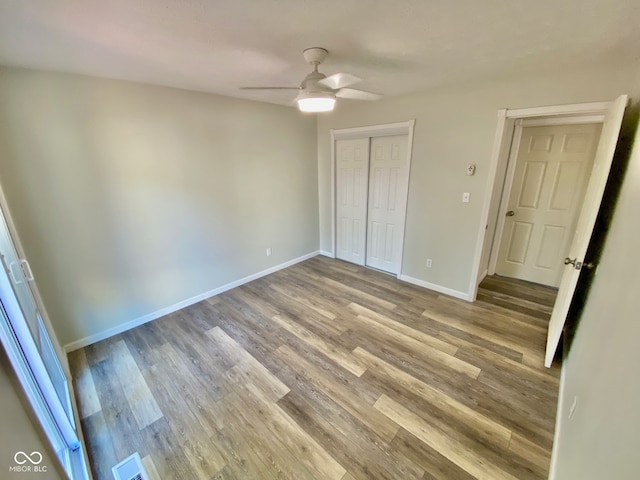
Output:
[[0, 347, 64, 480], [0, 68, 318, 347], [550, 102, 640, 477], [317, 64, 639, 296]]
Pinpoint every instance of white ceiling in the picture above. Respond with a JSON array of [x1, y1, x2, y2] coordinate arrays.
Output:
[[0, 0, 638, 106]]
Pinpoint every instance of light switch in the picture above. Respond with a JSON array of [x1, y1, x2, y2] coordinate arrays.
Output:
[[462, 192, 470, 203]]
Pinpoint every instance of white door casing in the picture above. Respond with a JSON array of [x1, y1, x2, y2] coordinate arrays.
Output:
[[366, 135, 410, 274], [495, 123, 602, 287], [545, 94, 628, 367], [335, 138, 370, 265]]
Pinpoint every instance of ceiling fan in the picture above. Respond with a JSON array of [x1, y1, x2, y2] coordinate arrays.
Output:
[[241, 47, 382, 113]]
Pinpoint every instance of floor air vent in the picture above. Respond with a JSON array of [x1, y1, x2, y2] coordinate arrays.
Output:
[[112, 452, 149, 480]]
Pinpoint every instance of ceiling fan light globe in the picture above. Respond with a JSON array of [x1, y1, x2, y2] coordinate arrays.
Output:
[[296, 91, 336, 112]]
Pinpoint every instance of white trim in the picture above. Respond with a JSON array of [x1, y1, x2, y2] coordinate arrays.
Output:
[[477, 269, 488, 285], [396, 119, 416, 279], [548, 362, 567, 480], [331, 120, 415, 277], [332, 121, 415, 140], [400, 274, 472, 301], [64, 250, 320, 352], [488, 123, 524, 276], [468, 109, 508, 301], [506, 101, 612, 119], [518, 114, 604, 127], [470, 101, 613, 301], [319, 250, 334, 257], [329, 129, 336, 257]]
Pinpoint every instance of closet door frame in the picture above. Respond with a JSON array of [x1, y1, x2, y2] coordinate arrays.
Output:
[[330, 120, 415, 279]]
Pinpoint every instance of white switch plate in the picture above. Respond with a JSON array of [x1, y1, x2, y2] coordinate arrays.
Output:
[[462, 192, 470, 203], [266, 247, 272, 257], [426, 259, 432, 268]]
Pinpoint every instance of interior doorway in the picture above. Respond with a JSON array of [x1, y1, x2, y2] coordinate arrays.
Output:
[[331, 121, 415, 277], [492, 121, 603, 287], [472, 96, 627, 367]]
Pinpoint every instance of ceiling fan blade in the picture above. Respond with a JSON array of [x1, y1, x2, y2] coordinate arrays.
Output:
[[240, 87, 300, 90], [319, 73, 361, 90], [335, 88, 382, 101]]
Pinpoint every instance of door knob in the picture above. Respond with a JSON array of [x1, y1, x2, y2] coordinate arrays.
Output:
[[506, 210, 515, 217], [564, 257, 597, 270]]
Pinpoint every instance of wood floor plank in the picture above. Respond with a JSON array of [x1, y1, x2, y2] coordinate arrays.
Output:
[[220, 389, 333, 480], [422, 308, 545, 363], [144, 364, 227, 478], [68, 348, 101, 419], [390, 428, 476, 480], [347, 302, 458, 356], [89, 357, 148, 462], [278, 389, 425, 480], [242, 280, 348, 336], [156, 341, 226, 430], [276, 344, 400, 442], [206, 326, 290, 401], [141, 454, 161, 480], [316, 276, 397, 311], [140, 418, 199, 479], [110, 340, 163, 430], [246, 382, 347, 480], [349, 311, 480, 379], [374, 394, 519, 480], [72, 256, 559, 480], [352, 347, 513, 448], [80, 411, 117, 480], [508, 432, 552, 477], [212, 426, 279, 480], [271, 314, 368, 377]]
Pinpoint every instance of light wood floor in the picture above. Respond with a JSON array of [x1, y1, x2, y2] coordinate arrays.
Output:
[[69, 256, 561, 480]]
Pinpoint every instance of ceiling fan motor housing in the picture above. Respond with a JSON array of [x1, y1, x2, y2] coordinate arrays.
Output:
[[301, 71, 330, 92]]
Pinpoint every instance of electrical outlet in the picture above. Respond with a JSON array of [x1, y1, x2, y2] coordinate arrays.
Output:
[[426, 259, 432, 268], [266, 248, 272, 257], [569, 396, 577, 419], [462, 192, 470, 203]]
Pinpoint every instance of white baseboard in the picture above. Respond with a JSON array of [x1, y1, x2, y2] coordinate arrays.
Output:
[[478, 269, 488, 284], [64, 250, 320, 352], [399, 274, 472, 301], [319, 250, 334, 258]]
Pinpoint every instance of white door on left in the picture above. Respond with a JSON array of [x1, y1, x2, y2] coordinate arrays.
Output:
[[336, 138, 370, 266]]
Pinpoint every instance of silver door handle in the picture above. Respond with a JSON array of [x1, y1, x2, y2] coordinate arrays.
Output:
[[506, 210, 515, 217], [564, 257, 597, 270]]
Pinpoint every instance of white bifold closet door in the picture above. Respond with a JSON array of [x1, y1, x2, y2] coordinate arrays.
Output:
[[336, 134, 410, 275], [336, 138, 370, 265]]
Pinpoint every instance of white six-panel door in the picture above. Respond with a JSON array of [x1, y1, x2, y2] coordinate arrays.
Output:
[[495, 123, 602, 287], [336, 138, 370, 265], [545, 95, 627, 366], [365, 135, 410, 274]]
